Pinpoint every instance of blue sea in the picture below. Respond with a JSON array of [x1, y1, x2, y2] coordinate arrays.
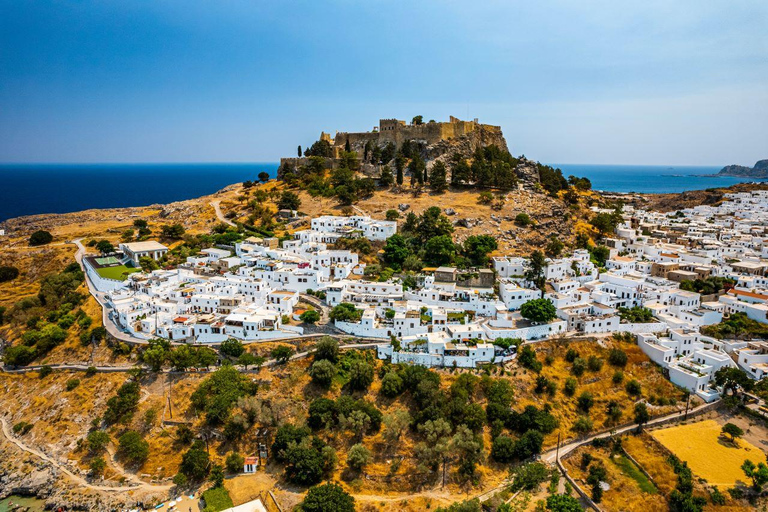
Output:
[[0, 163, 279, 222], [0, 162, 763, 222]]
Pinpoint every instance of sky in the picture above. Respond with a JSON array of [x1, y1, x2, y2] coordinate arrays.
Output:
[[1, 1, 766, 166]]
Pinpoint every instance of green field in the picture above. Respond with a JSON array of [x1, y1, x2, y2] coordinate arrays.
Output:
[[612, 454, 658, 494], [201, 487, 234, 512], [96, 265, 140, 281]]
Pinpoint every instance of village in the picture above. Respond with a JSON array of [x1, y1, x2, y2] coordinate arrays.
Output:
[[79, 190, 768, 406]]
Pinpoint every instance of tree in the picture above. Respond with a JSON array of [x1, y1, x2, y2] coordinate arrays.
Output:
[[301, 483, 355, 512], [424, 235, 456, 266], [3, 345, 35, 366], [385, 209, 400, 221], [29, 230, 53, 246], [721, 423, 744, 443], [87, 430, 110, 454], [491, 435, 516, 463], [90, 456, 106, 477], [382, 234, 411, 269], [329, 303, 362, 323], [577, 392, 594, 412], [462, 235, 498, 267], [379, 165, 394, 187], [634, 402, 650, 428], [161, 224, 185, 239], [209, 464, 225, 488], [525, 250, 547, 295], [429, 161, 448, 192], [625, 379, 642, 396], [605, 400, 622, 424], [509, 462, 550, 492], [258, 171, 270, 182], [348, 360, 374, 391], [520, 298, 557, 324], [714, 367, 754, 397], [0, 266, 20, 282], [347, 443, 372, 471], [300, 309, 320, 324], [278, 191, 301, 210], [237, 352, 260, 369], [180, 441, 210, 481], [408, 153, 426, 186], [95, 240, 115, 254], [220, 338, 244, 358], [117, 431, 149, 466], [742, 459, 768, 491], [381, 371, 404, 398], [225, 452, 244, 473], [546, 493, 583, 511], [515, 213, 532, 226], [608, 348, 628, 367], [513, 430, 544, 460], [518, 345, 542, 372], [589, 245, 610, 267], [270, 345, 294, 364], [545, 237, 564, 258], [310, 359, 336, 387], [314, 337, 339, 363]]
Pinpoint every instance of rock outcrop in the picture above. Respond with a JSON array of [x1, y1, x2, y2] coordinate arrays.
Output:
[[717, 159, 768, 178]]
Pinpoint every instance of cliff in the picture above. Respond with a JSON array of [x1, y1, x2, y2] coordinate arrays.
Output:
[[717, 159, 768, 178]]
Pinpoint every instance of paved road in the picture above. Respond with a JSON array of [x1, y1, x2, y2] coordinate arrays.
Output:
[[210, 200, 236, 227]]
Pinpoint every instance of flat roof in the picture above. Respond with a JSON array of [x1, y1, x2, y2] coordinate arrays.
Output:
[[121, 241, 168, 252]]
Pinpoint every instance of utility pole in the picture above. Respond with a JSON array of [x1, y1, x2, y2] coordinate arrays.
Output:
[[556, 431, 561, 461], [167, 374, 173, 419], [684, 392, 691, 421]]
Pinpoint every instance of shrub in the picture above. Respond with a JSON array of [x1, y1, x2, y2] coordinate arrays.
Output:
[[565, 348, 579, 363], [301, 483, 355, 512], [347, 443, 372, 470], [314, 337, 339, 363], [180, 441, 210, 481], [118, 431, 149, 466], [571, 357, 587, 377], [300, 309, 321, 324], [380, 371, 404, 397], [348, 360, 374, 390], [515, 213, 532, 226], [626, 379, 642, 396], [29, 230, 53, 246], [38, 365, 53, 378], [3, 345, 36, 366], [608, 348, 628, 367], [220, 338, 244, 358], [12, 421, 33, 435], [87, 430, 110, 454], [225, 452, 244, 474], [577, 391, 594, 412], [310, 359, 337, 388], [66, 378, 80, 391], [587, 355, 603, 372], [0, 266, 19, 282], [491, 435, 516, 463], [572, 415, 594, 434], [612, 370, 624, 384], [563, 377, 578, 397]]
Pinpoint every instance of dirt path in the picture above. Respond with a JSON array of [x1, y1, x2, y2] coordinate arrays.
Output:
[[0, 417, 172, 493], [211, 200, 236, 227]]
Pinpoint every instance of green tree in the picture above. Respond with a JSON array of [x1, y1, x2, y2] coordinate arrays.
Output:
[[301, 482, 355, 512], [278, 191, 301, 210], [423, 235, 456, 266], [180, 441, 210, 481], [220, 338, 244, 358], [259, 171, 270, 182], [546, 493, 583, 511], [0, 266, 20, 282], [225, 452, 244, 473], [347, 443, 372, 471], [300, 309, 320, 324], [271, 345, 294, 363], [634, 402, 650, 428], [714, 367, 754, 396], [721, 423, 744, 443], [742, 459, 768, 491], [545, 237, 564, 258], [95, 240, 115, 254], [87, 430, 110, 454], [520, 298, 557, 323], [412, 115, 424, 125], [382, 234, 411, 269], [160, 224, 185, 239], [310, 359, 337, 387], [348, 360, 374, 391], [314, 337, 339, 363], [408, 153, 426, 186], [29, 230, 53, 246], [380, 371, 404, 397], [297, 145, 302, 157], [462, 235, 498, 267], [117, 431, 149, 466], [429, 161, 448, 192], [525, 250, 547, 295]]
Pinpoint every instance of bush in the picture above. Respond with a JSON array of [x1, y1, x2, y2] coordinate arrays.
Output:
[[225, 452, 244, 474], [577, 391, 594, 412], [3, 345, 36, 366], [491, 435, 516, 463], [608, 348, 628, 367], [571, 357, 587, 377], [301, 483, 355, 512], [612, 370, 624, 384], [310, 359, 337, 387], [87, 430, 110, 454], [117, 431, 149, 466], [380, 371, 404, 397], [348, 361, 374, 391], [12, 421, 33, 435], [314, 337, 339, 363], [29, 230, 53, 246], [563, 377, 578, 397], [347, 443, 372, 470], [564, 348, 579, 363], [180, 441, 210, 481], [220, 338, 244, 358], [300, 309, 321, 324], [515, 213, 532, 226], [38, 365, 53, 378], [66, 378, 80, 391], [572, 415, 594, 434], [626, 379, 642, 396], [520, 298, 557, 323], [587, 355, 603, 372], [0, 266, 19, 282], [201, 486, 234, 512]]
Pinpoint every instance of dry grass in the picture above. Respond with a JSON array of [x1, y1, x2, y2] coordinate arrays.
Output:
[[651, 420, 764, 487]]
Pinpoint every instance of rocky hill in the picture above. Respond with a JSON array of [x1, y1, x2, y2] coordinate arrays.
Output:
[[717, 159, 768, 178]]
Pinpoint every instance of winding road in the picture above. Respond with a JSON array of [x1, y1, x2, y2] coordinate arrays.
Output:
[[211, 200, 236, 227]]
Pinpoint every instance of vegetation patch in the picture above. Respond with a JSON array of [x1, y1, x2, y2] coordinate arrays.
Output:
[[201, 486, 234, 512], [611, 454, 658, 494]]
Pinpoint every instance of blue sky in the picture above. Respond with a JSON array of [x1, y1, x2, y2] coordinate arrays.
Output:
[[1, 1, 766, 165]]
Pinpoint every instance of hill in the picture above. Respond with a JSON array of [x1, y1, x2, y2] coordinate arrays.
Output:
[[717, 159, 768, 178]]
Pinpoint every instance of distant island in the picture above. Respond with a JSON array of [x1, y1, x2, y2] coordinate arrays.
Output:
[[717, 159, 768, 178]]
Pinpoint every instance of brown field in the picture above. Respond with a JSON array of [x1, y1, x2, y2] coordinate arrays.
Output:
[[651, 420, 764, 487]]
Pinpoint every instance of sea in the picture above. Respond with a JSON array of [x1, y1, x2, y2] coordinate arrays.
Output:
[[0, 163, 763, 222]]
